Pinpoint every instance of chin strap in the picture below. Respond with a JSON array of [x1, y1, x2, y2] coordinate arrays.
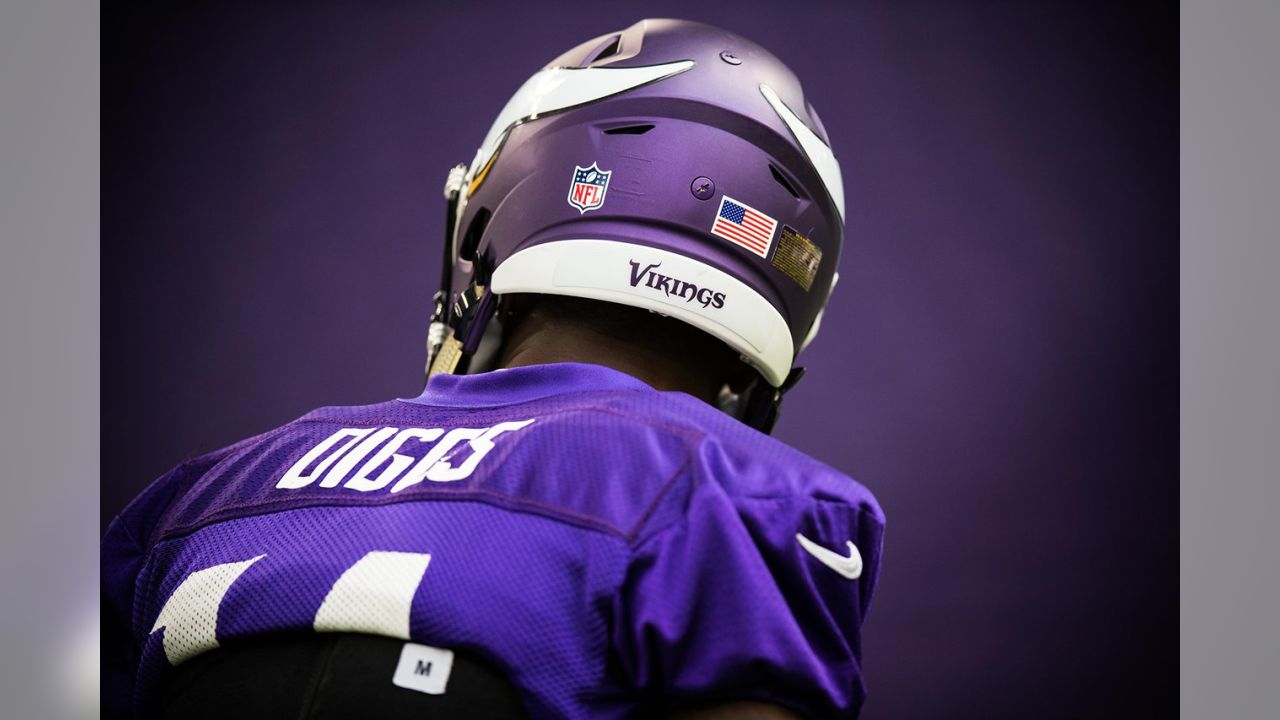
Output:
[[426, 164, 470, 380], [740, 366, 806, 435]]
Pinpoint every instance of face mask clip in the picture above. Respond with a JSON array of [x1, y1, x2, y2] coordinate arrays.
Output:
[[426, 164, 472, 380], [428, 282, 498, 378]]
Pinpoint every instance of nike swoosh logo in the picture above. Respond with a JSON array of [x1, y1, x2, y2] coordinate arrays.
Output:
[[796, 532, 863, 580]]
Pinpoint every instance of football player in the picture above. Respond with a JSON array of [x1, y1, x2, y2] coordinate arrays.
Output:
[[103, 18, 884, 720]]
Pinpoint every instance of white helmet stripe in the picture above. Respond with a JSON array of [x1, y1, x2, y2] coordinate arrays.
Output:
[[469, 60, 696, 179], [491, 239, 795, 387], [759, 84, 846, 221], [799, 271, 838, 353]]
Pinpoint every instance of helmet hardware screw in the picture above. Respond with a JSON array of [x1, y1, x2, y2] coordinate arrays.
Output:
[[691, 176, 716, 200], [719, 51, 742, 65]]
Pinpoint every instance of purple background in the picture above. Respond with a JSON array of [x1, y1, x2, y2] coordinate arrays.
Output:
[[103, 3, 1176, 718]]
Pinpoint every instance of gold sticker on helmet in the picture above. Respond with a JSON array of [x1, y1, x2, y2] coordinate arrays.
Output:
[[772, 225, 822, 291]]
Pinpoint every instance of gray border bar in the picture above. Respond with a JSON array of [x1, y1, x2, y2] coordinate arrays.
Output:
[[0, 1, 100, 718], [1182, 0, 1280, 716]]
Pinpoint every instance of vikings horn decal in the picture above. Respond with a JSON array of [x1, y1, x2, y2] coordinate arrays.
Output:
[[467, 61, 696, 186], [759, 84, 845, 221]]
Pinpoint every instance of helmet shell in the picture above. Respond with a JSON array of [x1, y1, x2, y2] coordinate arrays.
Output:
[[450, 18, 845, 386]]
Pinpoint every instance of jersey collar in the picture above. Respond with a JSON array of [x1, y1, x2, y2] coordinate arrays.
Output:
[[403, 362, 656, 408]]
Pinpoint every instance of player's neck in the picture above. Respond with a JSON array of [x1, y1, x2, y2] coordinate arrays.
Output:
[[495, 321, 723, 404]]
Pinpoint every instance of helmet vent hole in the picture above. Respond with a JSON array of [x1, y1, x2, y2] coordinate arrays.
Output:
[[603, 124, 655, 136], [458, 207, 491, 263], [588, 35, 623, 64], [770, 164, 803, 199]]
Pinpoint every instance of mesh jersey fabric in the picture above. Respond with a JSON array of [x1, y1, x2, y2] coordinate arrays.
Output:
[[102, 362, 885, 719]]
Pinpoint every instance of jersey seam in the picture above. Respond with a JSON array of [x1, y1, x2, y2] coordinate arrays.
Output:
[[173, 422, 296, 474], [812, 496, 887, 530], [736, 495, 887, 530], [623, 453, 692, 543], [155, 491, 634, 545], [152, 424, 299, 542], [622, 436, 714, 548], [112, 510, 145, 550]]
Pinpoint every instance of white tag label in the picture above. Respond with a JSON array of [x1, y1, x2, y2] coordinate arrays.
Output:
[[391, 642, 455, 695]]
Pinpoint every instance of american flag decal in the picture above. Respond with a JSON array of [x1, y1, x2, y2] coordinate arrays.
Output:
[[711, 195, 779, 258]]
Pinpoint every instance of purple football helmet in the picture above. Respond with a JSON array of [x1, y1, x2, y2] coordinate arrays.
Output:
[[428, 18, 846, 432]]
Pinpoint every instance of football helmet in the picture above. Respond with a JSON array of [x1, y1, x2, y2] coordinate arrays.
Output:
[[428, 18, 846, 432]]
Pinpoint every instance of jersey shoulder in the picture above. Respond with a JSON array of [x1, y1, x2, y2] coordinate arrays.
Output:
[[608, 389, 884, 523], [605, 393, 885, 716]]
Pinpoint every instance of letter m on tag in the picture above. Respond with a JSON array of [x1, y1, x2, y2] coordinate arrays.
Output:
[[393, 642, 455, 695]]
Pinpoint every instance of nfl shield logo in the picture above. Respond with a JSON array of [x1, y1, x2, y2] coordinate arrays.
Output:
[[567, 162, 611, 214]]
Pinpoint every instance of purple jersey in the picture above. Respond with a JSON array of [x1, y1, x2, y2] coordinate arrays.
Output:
[[102, 363, 885, 718]]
